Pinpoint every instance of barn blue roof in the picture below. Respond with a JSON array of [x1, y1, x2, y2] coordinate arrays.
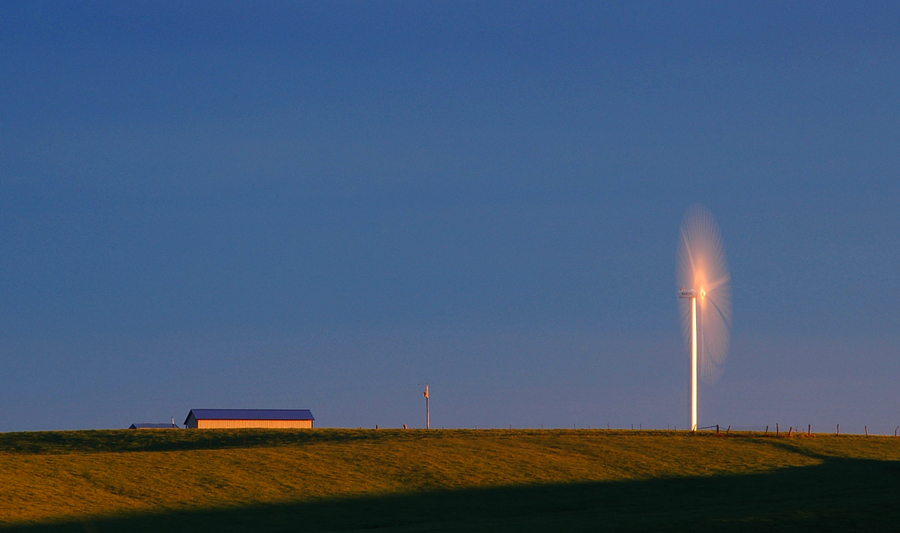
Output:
[[185, 409, 314, 425]]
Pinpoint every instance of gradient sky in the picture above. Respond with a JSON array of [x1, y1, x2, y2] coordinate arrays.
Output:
[[2, 2, 899, 433]]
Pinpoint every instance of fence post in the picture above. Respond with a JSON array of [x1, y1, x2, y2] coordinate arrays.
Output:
[[726, 425, 730, 435], [765, 425, 768, 436], [788, 427, 793, 437], [865, 426, 868, 436], [808, 425, 811, 437], [776, 423, 779, 437]]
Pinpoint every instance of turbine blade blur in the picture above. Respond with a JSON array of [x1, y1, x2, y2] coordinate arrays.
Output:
[[677, 204, 732, 383]]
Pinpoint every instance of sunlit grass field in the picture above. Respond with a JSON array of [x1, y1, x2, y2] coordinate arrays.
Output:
[[0, 428, 898, 531]]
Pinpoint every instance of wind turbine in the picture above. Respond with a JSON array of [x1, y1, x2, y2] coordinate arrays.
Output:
[[677, 204, 732, 431]]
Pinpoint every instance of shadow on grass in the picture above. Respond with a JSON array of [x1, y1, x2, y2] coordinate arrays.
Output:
[[5, 455, 899, 532]]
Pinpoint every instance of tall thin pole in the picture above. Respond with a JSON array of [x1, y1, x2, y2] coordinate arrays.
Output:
[[424, 383, 430, 429], [691, 297, 698, 432]]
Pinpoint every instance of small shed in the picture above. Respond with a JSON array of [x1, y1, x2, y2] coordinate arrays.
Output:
[[129, 423, 179, 429], [184, 409, 315, 429]]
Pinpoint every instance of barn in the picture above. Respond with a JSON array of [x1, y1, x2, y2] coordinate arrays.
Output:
[[129, 422, 179, 429], [184, 409, 315, 429]]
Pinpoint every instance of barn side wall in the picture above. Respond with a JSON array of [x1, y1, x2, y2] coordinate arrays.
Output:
[[195, 419, 313, 429]]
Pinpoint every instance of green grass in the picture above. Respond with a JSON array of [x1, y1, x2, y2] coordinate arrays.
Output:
[[0, 428, 898, 531]]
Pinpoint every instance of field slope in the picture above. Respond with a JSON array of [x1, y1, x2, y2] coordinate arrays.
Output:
[[0, 429, 898, 531]]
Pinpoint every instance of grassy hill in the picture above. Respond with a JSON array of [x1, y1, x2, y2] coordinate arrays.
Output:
[[0, 428, 898, 531]]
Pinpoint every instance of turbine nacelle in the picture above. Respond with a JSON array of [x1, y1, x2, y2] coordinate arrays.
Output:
[[678, 288, 708, 299]]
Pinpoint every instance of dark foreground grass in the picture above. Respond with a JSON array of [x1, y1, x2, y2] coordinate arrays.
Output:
[[1, 429, 898, 531]]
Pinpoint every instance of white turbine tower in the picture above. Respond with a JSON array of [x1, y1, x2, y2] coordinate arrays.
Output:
[[677, 204, 732, 431]]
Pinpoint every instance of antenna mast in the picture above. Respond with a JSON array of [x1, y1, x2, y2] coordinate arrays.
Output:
[[424, 383, 430, 429]]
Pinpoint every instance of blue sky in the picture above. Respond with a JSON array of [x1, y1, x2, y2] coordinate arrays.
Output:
[[2, 2, 899, 433]]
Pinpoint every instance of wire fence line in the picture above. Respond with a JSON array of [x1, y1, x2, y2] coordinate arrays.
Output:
[[475, 424, 900, 436]]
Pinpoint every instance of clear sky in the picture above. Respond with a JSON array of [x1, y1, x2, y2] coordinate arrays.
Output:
[[2, 2, 899, 433]]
